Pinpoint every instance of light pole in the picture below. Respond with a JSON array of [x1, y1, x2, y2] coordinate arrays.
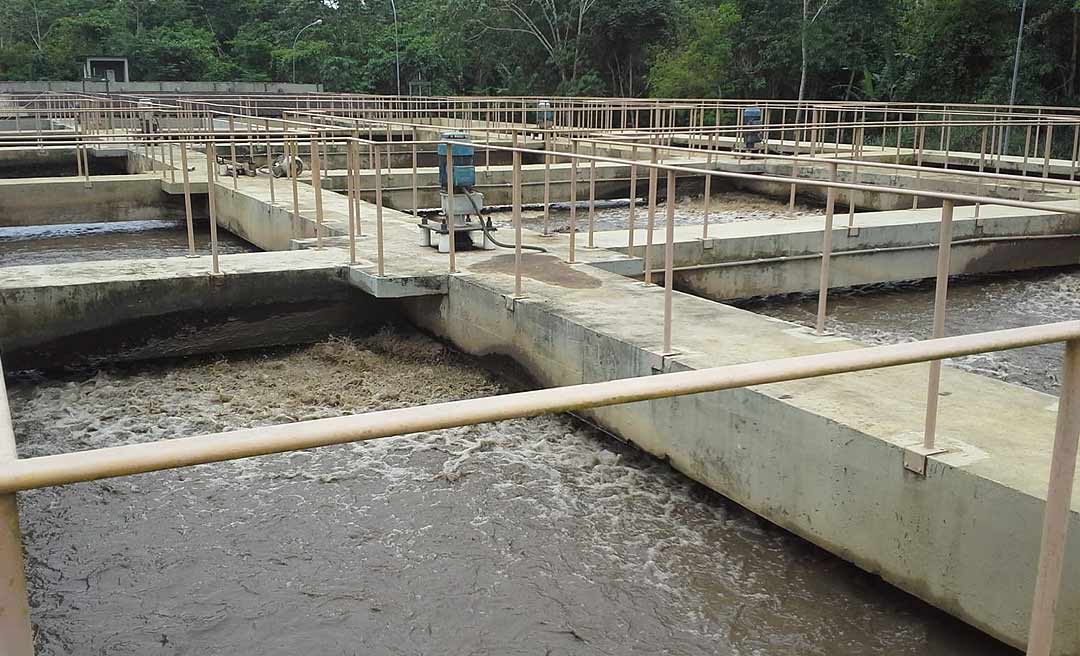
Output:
[[292, 18, 323, 84], [1003, 0, 1028, 156], [389, 0, 401, 96]]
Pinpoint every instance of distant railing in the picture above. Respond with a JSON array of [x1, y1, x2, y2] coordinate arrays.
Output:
[[3, 94, 1080, 656]]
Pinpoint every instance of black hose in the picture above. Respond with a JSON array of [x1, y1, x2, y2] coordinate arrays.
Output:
[[463, 188, 549, 253]]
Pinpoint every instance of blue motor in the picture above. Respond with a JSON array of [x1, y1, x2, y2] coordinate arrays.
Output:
[[437, 131, 475, 190], [743, 106, 763, 149], [537, 100, 554, 128]]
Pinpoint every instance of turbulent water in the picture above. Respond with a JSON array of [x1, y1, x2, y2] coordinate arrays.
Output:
[[738, 267, 1080, 395], [0, 220, 256, 267], [490, 192, 822, 234], [8, 328, 1014, 655]]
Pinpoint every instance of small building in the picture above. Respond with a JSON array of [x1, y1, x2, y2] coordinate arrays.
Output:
[[82, 56, 130, 83]]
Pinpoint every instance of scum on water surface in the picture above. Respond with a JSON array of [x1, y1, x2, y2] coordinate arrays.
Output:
[[8, 327, 1012, 655]]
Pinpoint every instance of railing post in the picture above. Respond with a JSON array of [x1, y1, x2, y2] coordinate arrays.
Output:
[[0, 359, 34, 656], [1025, 339, 1080, 656], [923, 199, 955, 450], [587, 159, 596, 248], [789, 148, 800, 209], [443, 142, 455, 273], [628, 162, 638, 253], [913, 125, 926, 210], [702, 173, 712, 241], [644, 146, 658, 284], [206, 139, 220, 275], [815, 162, 838, 336], [411, 127, 419, 217], [568, 144, 578, 264], [663, 170, 677, 354], [1023, 124, 1033, 189], [1071, 124, 1079, 184], [346, 140, 357, 265], [848, 125, 863, 234], [543, 131, 552, 236], [82, 136, 92, 190], [266, 125, 275, 204], [513, 149, 523, 298], [168, 133, 176, 183], [180, 142, 195, 257], [289, 138, 300, 228], [1042, 123, 1054, 193], [353, 139, 364, 238], [310, 134, 324, 249], [975, 127, 987, 222], [228, 115, 238, 190]]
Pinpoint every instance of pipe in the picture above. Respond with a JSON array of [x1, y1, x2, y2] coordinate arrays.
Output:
[[0, 321, 1078, 494], [463, 189, 547, 253]]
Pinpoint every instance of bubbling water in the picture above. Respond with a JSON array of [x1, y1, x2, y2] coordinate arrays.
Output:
[[738, 267, 1080, 395], [9, 328, 1013, 655], [0, 220, 255, 267]]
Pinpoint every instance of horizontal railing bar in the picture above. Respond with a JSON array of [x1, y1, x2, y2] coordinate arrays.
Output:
[[0, 320, 1078, 494], [667, 233, 1080, 274]]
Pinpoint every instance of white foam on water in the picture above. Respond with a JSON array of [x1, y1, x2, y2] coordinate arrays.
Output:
[[8, 331, 1012, 655]]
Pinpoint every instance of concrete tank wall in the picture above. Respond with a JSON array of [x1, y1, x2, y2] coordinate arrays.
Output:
[[401, 272, 1080, 654]]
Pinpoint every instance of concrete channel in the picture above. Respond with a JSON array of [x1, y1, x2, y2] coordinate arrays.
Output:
[[2, 126, 1080, 654]]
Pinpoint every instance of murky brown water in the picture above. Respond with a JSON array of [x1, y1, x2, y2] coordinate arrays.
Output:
[[0, 221, 256, 267], [9, 328, 1015, 655], [489, 193, 822, 234], [738, 267, 1080, 395]]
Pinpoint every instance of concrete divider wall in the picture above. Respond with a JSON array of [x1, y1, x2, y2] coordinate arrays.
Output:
[[403, 272, 1080, 654], [0, 175, 206, 226], [674, 237, 1080, 300], [595, 204, 1080, 299], [0, 256, 375, 368], [211, 181, 327, 251]]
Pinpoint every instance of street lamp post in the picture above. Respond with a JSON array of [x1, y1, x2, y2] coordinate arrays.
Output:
[[1002, 0, 1028, 157], [389, 0, 401, 96], [292, 18, 324, 84]]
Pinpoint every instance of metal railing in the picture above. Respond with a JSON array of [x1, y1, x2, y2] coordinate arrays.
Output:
[[4, 93, 1080, 654], [5, 105, 1080, 457], [1, 320, 1079, 656]]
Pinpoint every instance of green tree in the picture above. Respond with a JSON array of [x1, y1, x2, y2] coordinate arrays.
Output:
[[648, 2, 739, 98]]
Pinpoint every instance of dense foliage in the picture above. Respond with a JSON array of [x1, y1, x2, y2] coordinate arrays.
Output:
[[1, 0, 1078, 105]]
